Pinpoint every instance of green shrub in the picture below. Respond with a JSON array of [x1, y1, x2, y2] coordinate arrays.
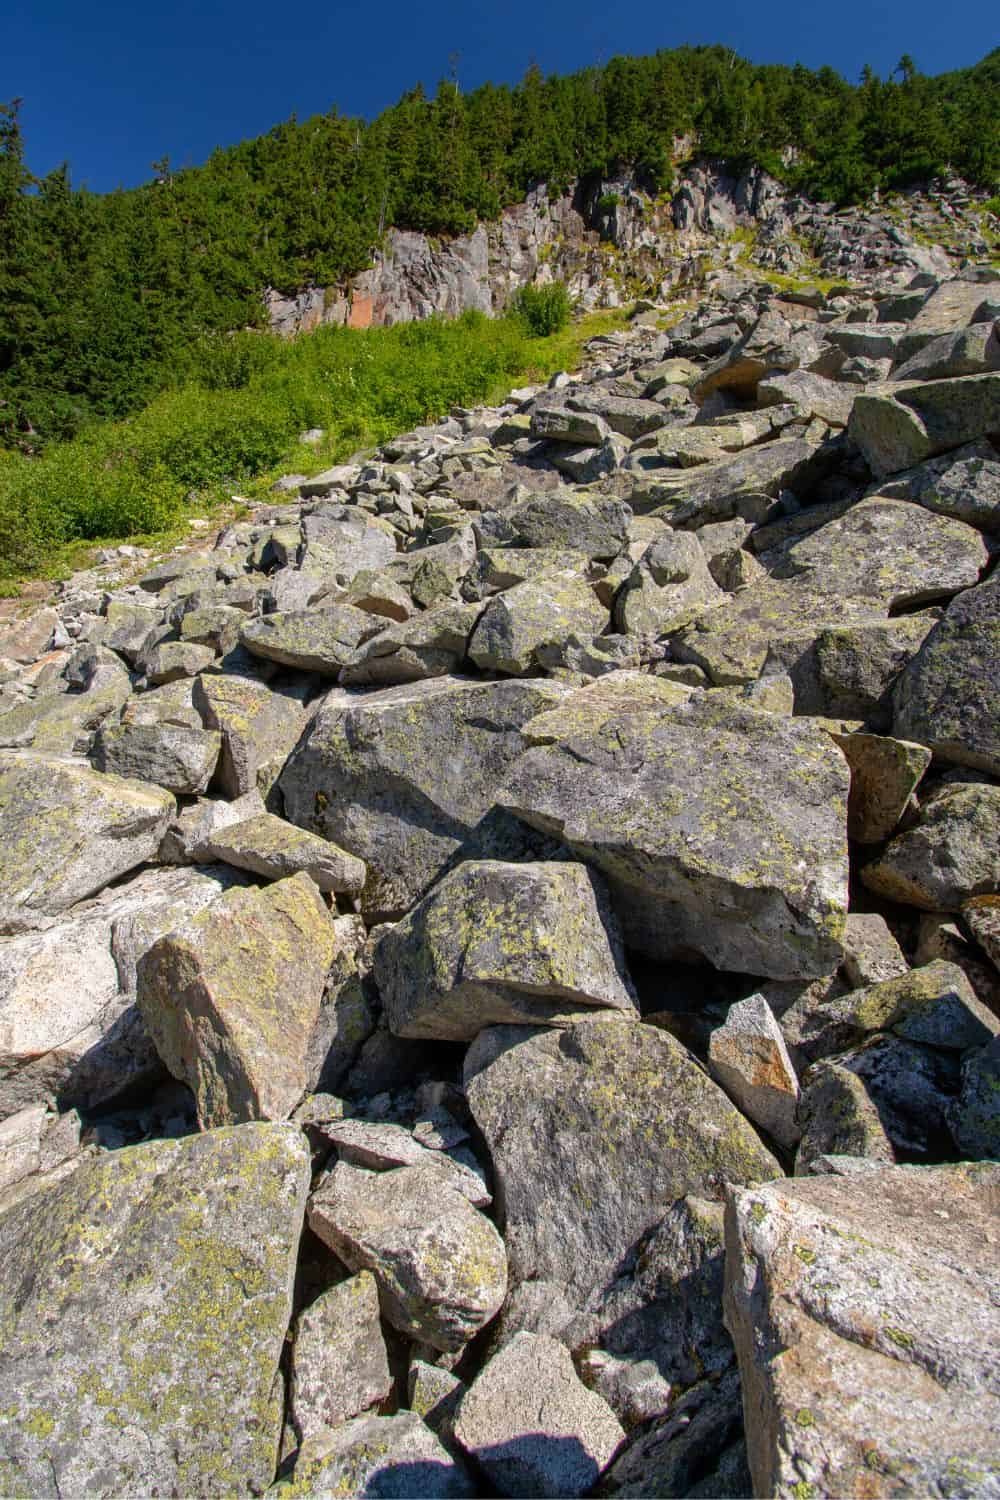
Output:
[[512, 282, 573, 337]]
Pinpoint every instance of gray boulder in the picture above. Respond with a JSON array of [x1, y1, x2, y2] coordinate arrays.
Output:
[[373, 860, 635, 1040], [893, 570, 1000, 775], [862, 781, 1000, 911], [948, 1036, 1000, 1160], [504, 489, 632, 559], [199, 811, 366, 893], [453, 1332, 625, 1498], [91, 721, 222, 795], [468, 570, 608, 675], [708, 992, 800, 1150], [0, 1122, 309, 1498], [137, 872, 338, 1126], [307, 1161, 507, 1352], [193, 672, 309, 798], [270, 1412, 473, 1499], [289, 1271, 392, 1441], [463, 1014, 779, 1314], [498, 697, 850, 979], [725, 1163, 1000, 1499], [278, 676, 567, 919], [613, 531, 725, 636], [848, 371, 1000, 476], [0, 752, 174, 934], [241, 606, 379, 675]]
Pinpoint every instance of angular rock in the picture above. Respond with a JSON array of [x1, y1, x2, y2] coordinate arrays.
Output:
[[453, 1332, 625, 1499], [139, 639, 216, 684], [521, 671, 692, 744], [279, 676, 566, 919], [599, 1366, 749, 1500], [613, 531, 725, 635], [834, 1034, 959, 1158], [137, 872, 338, 1126], [308, 1161, 507, 1352], [806, 616, 937, 726], [92, 721, 222, 795], [725, 1163, 1000, 1500], [504, 489, 631, 559], [498, 697, 850, 980], [160, 788, 266, 864], [463, 1014, 779, 1312], [849, 371, 1000, 476], [531, 404, 611, 445], [0, 1103, 46, 1194], [318, 1118, 489, 1206], [893, 570, 1000, 774], [874, 446, 1000, 533], [841, 911, 909, 988], [468, 570, 608, 675], [948, 1037, 1000, 1161], [271, 1412, 473, 1499], [339, 602, 481, 687], [200, 811, 366, 893], [289, 1271, 391, 1441], [892, 321, 996, 382], [373, 860, 635, 1040], [794, 1061, 896, 1175], [0, 1122, 309, 1499], [193, 671, 309, 798], [829, 730, 931, 843], [708, 993, 800, 1150], [963, 897, 1000, 973], [862, 781, 1000, 911], [758, 368, 857, 426], [241, 606, 379, 675], [0, 752, 174, 934], [408, 1361, 466, 1445]]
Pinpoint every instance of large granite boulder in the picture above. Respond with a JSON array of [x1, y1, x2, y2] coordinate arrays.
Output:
[[0, 752, 174, 934], [862, 781, 1000, 911], [893, 570, 1000, 774], [372, 860, 636, 1040], [849, 371, 1000, 476], [613, 530, 725, 636], [270, 1413, 473, 1499], [278, 676, 567, 919], [725, 1163, 1000, 1499], [468, 570, 608, 675], [193, 671, 309, 798], [0, 1122, 310, 1498], [463, 1014, 779, 1314], [240, 606, 380, 675], [498, 697, 850, 980], [137, 872, 338, 1126]]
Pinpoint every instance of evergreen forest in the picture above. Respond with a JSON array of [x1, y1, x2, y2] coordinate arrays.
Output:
[[2, 44, 999, 449]]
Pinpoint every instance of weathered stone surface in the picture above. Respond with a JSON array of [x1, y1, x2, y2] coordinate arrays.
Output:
[[893, 570, 1000, 774], [874, 446, 1000, 533], [893, 321, 996, 382], [599, 1366, 749, 1500], [614, 531, 724, 635], [758, 368, 857, 425], [0, 752, 174, 934], [454, 1332, 625, 1498], [522, 671, 692, 743], [339, 602, 481, 686], [279, 676, 566, 919], [271, 1412, 473, 1499], [160, 788, 266, 863], [708, 992, 800, 1150], [289, 1271, 391, 1441], [92, 720, 222, 795], [308, 1161, 507, 1352], [297, 507, 398, 581], [0, 659, 132, 753], [194, 672, 309, 798], [0, 607, 60, 664], [829, 730, 931, 843], [794, 1060, 896, 1174], [139, 638, 216, 684], [862, 781, 1000, 911], [963, 897, 1000, 973], [241, 606, 379, 675], [531, 404, 611, 445], [137, 872, 338, 1126], [468, 570, 607, 674], [463, 1014, 779, 1313], [0, 864, 245, 1118], [318, 1118, 489, 1206], [725, 1164, 1000, 1500], [0, 1122, 310, 1498], [566, 1194, 733, 1395], [834, 1035, 959, 1158], [373, 860, 635, 1040], [841, 911, 909, 988], [0, 1103, 46, 1194], [200, 811, 366, 893], [948, 1036, 1000, 1161], [788, 615, 937, 726], [567, 390, 668, 438], [504, 489, 631, 558], [849, 371, 1000, 476], [642, 438, 820, 527], [499, 697, 850, 979], [409, 1360, 466, 1444]]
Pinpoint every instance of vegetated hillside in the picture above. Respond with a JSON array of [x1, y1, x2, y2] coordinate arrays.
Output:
[[2, 45, 998, 444]]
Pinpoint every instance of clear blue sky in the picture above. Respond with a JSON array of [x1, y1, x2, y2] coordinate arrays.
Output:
[[4, 0, 997, 192]]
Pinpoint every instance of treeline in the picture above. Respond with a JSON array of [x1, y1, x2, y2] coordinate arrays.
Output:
[[2, 45, 998, 444]]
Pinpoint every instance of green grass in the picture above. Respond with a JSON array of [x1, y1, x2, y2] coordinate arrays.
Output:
[[0, 306, 629, 589]]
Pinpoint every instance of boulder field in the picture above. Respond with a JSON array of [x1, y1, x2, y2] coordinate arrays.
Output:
[[1, 264, 999, 1498]]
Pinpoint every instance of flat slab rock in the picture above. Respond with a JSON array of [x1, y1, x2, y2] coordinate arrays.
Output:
[[0, 1122, 310, 1499], [725, 1163, 1000, 1499], [372, 859, 636, 1040], [498, 695, 850, 980], [199, 811, 366, 893], [453, 1331, 625, 1498]]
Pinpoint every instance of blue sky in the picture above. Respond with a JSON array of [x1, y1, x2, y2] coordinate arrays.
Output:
[[4, 0, 997, 192]]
